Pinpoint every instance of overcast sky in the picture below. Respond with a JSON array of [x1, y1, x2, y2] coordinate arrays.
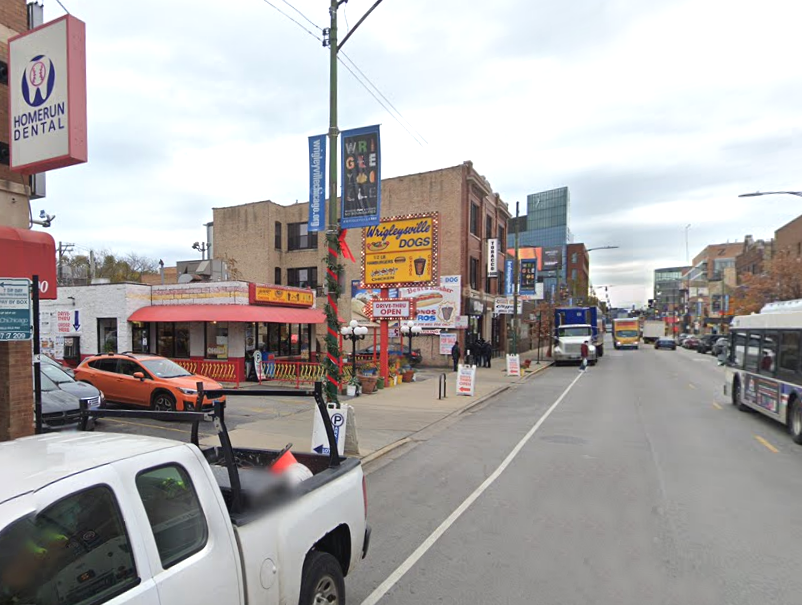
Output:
[[40, 0, 802, 307]]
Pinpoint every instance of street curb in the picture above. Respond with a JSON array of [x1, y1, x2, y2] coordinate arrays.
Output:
[[360, 360, 553, 466]]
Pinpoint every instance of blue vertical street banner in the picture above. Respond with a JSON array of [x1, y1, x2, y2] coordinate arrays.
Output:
[[308, 134, 326, 232], [341, 125, 381, 229], [519, 258, 537, 296], [504, 259, 514, 296]]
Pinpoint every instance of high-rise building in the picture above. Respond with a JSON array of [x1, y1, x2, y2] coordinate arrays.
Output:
[[653, 266, 690, 315], [507, 187, 573, 299]]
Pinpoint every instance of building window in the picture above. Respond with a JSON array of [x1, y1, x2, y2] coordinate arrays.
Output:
[[470, 204, 480, 237], [798, 242, 801, 257], [498, 225, 506, 246], [205, 322, 229, 359], [275, 221, 282, 250], [287, 267, 318, 289], [97, 318, 117, 354], [470, 257, 479, 290], [486, 215, 493, 242], [156, 322, 190, 358], [274, 267, 281, 285], [288, 222, 318, 251], [571, 253, 578, 264], [132, 322, 149, 353], [136, 465, 208, 569], [571, 269, 578, 281]]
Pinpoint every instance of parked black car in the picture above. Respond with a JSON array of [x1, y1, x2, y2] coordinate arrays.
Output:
[[655, 337, 677, 350], [696, 334, 720, 354]]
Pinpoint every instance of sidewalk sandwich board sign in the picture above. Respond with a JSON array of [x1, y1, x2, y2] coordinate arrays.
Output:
[[456, 364, 476, 396], [506, 354, 521, 377]]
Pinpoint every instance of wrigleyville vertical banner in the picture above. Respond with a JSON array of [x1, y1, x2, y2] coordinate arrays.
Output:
[[341, 125, 381, 229]]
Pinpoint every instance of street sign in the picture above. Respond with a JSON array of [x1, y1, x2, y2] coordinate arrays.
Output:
[[368, 298, 415, 320], [0, 278, 32, 341]]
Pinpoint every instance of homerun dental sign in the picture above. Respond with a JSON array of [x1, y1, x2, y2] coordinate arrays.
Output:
[[8, 15, 87, 174]]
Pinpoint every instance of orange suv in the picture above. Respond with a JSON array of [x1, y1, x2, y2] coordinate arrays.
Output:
[[74, 353, 226, 411]]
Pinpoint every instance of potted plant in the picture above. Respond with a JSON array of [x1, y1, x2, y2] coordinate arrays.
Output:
[[377, 376, 385, 389], [387, 369, 398, 387], [401, 367, 415, 382], [346, 376, 361, 397], [360, 363, 377, 376], [359, 373, 378, 394]]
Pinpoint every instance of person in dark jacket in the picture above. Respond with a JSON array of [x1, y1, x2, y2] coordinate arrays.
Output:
[[580, 341, 590, 371], [451, 342, 461, 372], [483, 340, 492, 368]]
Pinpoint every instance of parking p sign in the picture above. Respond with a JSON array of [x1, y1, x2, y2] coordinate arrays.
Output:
[[311, 404, 348, 456], [0, 278, 32, 341]]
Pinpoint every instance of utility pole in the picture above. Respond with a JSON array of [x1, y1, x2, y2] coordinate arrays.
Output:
[[512, 201, 519, 354], [57, 241, 74, 286], [321, 0, 385, 404]]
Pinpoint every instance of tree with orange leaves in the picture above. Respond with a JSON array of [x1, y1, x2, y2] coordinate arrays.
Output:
[[730, 250, 802, 315]]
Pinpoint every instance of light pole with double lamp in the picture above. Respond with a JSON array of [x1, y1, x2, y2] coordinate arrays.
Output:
[[341, 320, 368, 380], [400, 320, 422, 364]]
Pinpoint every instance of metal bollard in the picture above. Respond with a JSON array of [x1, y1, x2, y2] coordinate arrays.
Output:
[[438, 373, 447, 400]]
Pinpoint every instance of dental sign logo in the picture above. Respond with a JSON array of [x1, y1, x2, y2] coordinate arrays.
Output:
[[22, 55, 56, 107]]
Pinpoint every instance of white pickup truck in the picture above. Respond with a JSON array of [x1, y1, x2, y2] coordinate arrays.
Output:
[[0, 386, 369, 605]]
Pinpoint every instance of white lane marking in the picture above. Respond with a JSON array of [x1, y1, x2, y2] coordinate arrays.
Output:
[[359, 371, 584, 605]]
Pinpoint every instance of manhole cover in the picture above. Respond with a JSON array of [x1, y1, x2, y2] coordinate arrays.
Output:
[[540, 435, 586, 445]]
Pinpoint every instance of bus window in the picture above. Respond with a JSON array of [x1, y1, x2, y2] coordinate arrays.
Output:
[[744, 332, 761, 373], [759, 331, 778, 375], [779, 330, 802, 379], [730, 332, 747, 368]]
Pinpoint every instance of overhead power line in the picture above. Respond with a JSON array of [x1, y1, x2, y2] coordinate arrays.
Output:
[[281, 0, 323, 30], [259, 0, 321, 42], [258, 0, 426, 146]]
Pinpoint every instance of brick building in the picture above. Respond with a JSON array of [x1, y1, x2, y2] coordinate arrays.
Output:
[[686, 242, 742, 333], [212, 162, 512, 366], [775, 214, 802, 259], [735, 234, 773, 283], [0, 0, 33, 441], [565, 243, 589, 303]]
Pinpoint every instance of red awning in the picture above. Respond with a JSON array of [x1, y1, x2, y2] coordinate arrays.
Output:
[[0, 226, 57, 299], [129, 304, 325, 324]]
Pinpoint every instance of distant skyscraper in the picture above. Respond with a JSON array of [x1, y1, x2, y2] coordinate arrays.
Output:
[[507, 187, 573, 300]]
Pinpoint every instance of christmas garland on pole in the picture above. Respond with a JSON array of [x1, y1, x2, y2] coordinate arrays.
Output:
[[324, 231, 344, 405]]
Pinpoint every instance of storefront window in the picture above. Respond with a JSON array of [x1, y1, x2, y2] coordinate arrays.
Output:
[[155, 323, 190, 358], [175, 323, 190, 358], [98, 318, 118, 354], [132, 322, 149, 353], [205, 322, 229, 359], [157, 323, 174, 358]]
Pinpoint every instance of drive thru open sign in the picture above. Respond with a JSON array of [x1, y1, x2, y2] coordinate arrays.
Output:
[[0, 278, 33, 341]]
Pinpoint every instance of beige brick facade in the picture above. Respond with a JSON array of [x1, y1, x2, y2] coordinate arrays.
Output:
[[212, 162, 511, 366]]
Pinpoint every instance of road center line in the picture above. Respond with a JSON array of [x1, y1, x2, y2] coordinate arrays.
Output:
[[688, 383, 697, 390], [712, 402, 723, 410], [755, 435, 779, 453], [358, 371, 584, 605]]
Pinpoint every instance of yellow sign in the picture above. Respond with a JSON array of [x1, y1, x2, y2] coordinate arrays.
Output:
[[249, 284, 314, 307], [363, 214, 438, 287]]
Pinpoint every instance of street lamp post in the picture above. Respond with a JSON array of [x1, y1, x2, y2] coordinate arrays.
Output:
[[739, 191, 802, 198], [400, 320, 422, 364], [340, 320, 368, 380]]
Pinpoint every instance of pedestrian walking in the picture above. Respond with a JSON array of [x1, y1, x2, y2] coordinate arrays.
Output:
[[580, 340, 589, 372], [451, 342, 461, 372]]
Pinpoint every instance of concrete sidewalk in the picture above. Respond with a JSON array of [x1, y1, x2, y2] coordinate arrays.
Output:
[[203, 349, 551, 460]]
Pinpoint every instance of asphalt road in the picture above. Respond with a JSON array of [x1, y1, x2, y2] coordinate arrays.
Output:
[[348, 340, 802, 605]]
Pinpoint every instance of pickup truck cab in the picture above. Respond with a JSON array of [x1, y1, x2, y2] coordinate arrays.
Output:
[[0, 394, 369, 605]]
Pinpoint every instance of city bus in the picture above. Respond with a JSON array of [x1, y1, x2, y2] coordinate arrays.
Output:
[[724, 300, 802, 444]]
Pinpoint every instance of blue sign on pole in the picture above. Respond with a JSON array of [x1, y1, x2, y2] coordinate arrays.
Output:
[[520, 258, 537, 296], [341, 125, 381, 229], [308, 134, 326, 232], [504, 259, 514, 296]]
